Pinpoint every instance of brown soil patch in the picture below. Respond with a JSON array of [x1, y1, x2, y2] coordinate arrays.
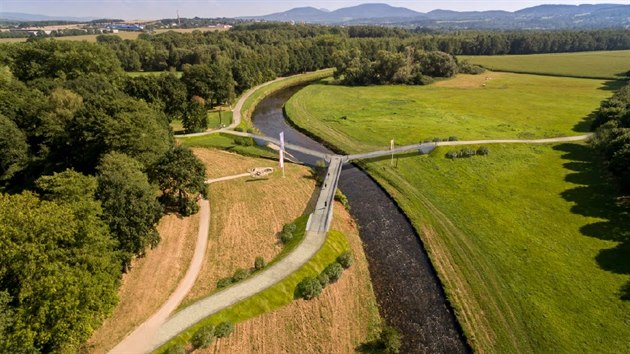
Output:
[[83, 212, 199, 353], [434, 72, 506, 89], [183, 148, 318, 305], [198, 203, 381, 354]]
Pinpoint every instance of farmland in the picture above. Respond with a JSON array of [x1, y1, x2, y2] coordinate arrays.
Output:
[[459, 50, 630, 79], [284, 72, 630, 352]]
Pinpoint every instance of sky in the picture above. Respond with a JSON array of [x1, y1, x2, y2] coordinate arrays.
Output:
[[1, 0, 629, 20]]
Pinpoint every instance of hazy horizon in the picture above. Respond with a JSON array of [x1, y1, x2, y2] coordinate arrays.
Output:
[[1, 1, 629, 20]]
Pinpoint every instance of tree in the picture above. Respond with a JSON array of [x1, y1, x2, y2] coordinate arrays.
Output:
[[0, 190, 119, 353], [337, 251, 354, 269], [181, 64, 214, 102], [0, 114, 28, 184], [96, 152, 163, 269], [191, 324, 215, 349], [215, 321, 234, 338], [182, 97, 208, 133], [416, 51, 458, 78], [323, 262, 344, 283], [254, 256, 266, 271], [380, 325, 402, 354], [296, 276, 323, 300], [149, 146, 207, 215]]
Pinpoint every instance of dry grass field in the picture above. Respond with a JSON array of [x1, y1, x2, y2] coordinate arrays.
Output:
[[83, 211, 200, 353]]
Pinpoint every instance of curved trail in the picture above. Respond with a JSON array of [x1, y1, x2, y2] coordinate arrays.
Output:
[[110, 200, 210, 354]]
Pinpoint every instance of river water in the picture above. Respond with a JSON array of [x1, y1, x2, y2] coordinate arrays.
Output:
[[252, 86, 469, 353]]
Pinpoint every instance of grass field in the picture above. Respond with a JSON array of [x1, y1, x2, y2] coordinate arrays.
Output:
[[459, 50, 630, 79], [284, 74, 630, 352], [179, 133, 278, 160], [285, 73, 614, 153], [157, 148, 381, 353], [0, 31, 141, 43]]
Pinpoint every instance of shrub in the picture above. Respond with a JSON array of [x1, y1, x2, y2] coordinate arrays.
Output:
[[317, 272, 330, 287], [215, 321, 234, 338], [334, 189, 350, 210], [296, 276, 323, 300], [254, 256, 266, 271], [458, 60, 486, 75], [448, 136, 458, 141], [380, 325, 402, 354], [246, 128, 255, 133], [191, 324, 215, 349], [280, 230, 293, 244], [164, 344, 186, 354], [477, 146, 489, 155], [445, 151, 458, 159], [337, 251, 354, 269], [432, 137, 441, 143], [234, 127, 244, 132], [282, 223, 297, 233], [232, 268, 250, 282], [323, 262, 344, 283], [460, 148, 476, 157], [216, 277, 233, 289]]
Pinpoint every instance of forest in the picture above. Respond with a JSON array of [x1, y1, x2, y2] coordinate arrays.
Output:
[[0, 23, 629, 352]]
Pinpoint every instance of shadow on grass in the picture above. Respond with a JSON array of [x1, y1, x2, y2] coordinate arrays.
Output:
[[554, 143, 630, 300]]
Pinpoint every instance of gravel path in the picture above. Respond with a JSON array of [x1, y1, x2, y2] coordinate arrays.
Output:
[[109, 199, 210, 354]]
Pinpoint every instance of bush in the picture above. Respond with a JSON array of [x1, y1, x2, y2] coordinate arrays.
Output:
[[164, 344, 186, 354], [216, 277, 233, 289], [448, 136, 458, 141], [191, 324, 215, 349], [445, 151, 458, 159], [432, 137, 441, 143], [232, 268, 250, 282], [380, 325, 402, 354], [282, 223, 297, 233], [254, 256, 266, 271], [280, 230, 293, 244], [458, 60, 486, 75], [296, 276, 323, 300], [461, 148, 476, 157], [234, 127, 244, 132], [323, 262, 344, 283], [317, 272, 330, 287], [215, 321, 234, 338], [334, 189, 350, 210], [477, 146, 489, 155], [337, 251, 354, 269], [246, 128, 255, 133]]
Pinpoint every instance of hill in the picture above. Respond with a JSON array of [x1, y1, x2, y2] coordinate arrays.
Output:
[[0, 12, 94, 22], [252, 2, 630, 29]]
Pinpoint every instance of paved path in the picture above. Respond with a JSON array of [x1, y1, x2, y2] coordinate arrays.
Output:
[[345, 134, 592, 162], [109, 200, 210, 354], [121, 159, 344, 353]]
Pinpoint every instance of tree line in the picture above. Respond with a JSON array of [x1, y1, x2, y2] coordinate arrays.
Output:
[[591, 83, 630, 192], [0, 40, 207, 352]]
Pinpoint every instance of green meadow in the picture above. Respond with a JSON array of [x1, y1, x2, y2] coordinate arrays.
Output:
[[284, 73, 630, 352], [459, 50, 630, 79], [285, 73, 613, 153]]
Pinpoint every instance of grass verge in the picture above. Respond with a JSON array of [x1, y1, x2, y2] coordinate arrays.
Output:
[[179, 133, 277, 159]]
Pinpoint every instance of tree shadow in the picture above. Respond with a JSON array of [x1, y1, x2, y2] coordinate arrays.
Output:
[[355, 340, 386, 353], [554, 143, 630, 300]]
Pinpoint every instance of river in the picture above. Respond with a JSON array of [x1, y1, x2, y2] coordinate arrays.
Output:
[[252, 85, 469, 353]]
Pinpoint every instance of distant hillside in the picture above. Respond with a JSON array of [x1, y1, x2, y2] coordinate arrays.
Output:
[[0, 12, 94, 22], [251, 3, 630, 29]]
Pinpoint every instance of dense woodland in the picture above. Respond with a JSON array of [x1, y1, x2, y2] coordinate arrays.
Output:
[[0, 24, 629, 352]]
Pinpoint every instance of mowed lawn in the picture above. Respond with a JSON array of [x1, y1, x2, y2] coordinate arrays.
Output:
[[285, 73, 613, 153], [285, 75, 630, 352], [459, 50, 630, 79]]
